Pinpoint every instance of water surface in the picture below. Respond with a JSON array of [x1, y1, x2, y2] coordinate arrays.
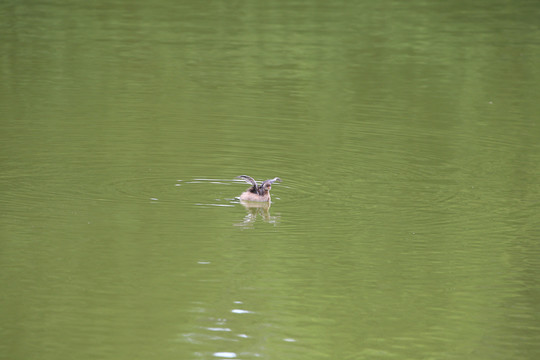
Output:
[[1, 0, 540, 359]]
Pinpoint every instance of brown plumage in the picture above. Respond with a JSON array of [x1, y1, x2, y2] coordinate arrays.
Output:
[[237, 175, 281, 202]]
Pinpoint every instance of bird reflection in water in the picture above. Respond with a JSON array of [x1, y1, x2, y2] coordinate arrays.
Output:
[[235, 200, 280, 227]]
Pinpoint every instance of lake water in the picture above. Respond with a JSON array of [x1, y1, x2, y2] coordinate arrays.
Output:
[[1, 1, 539, 359]]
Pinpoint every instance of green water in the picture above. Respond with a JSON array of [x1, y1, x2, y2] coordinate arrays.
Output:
[[1, 1, 539, 359]]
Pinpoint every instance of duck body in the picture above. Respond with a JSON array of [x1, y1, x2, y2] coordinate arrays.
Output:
[[237, 175, 281, 202], [240, 188, 271, 202]]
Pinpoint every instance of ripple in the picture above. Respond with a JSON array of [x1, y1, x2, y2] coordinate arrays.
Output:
[[180, 177, 287, 208], [231, 309, 254, 314], [213, 352, 236, 359]]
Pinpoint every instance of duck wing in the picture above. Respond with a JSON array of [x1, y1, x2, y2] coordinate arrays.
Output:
[[261, 177, 281, 186], [237, 175, 258, 187], [258, 177, 281, 195]]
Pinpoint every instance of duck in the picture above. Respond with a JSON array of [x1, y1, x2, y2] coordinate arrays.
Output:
[[237, 175, 281, 202]]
